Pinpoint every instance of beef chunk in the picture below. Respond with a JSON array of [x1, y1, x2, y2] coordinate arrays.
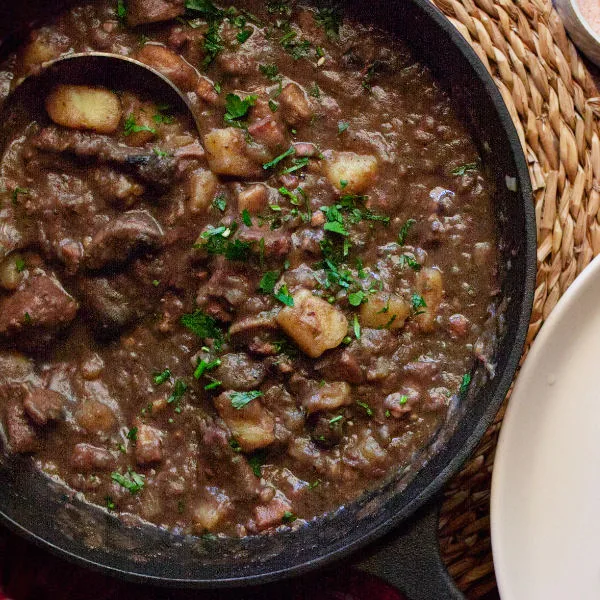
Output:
[[237, 226, 291, 257], [32, 127, 177, 191], [214, 353, 266, 391], [71, 443, 116, 471], [278, 83, 313, 126], [5, 399, 38, 453], [135, 44, 197, 91], [84, 210, 164, 270], [126, 0, 185, 26], [135, 424, 163, 464], [23, 388, 66, 425], [78, 274, 155, 336], [0, 273, 78, 348]]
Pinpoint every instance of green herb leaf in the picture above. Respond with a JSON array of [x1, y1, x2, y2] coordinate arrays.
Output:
[[314, 7, 341, 39], [116, 0, 127, 22], [123, 114, 156, 136], [459, 373, 471, 395], [194, 358, 221, 379], [309, 83, 321, 98], [263, 146, 295, 170], [452, 162, 478, 176], [329, 415, 343, 426], [224, 93, 258, 126], [274, 283, 294, 306], [105, 496, 116, 510], [180, 310, 223, 347], [258, 270, 280, 294], [241, 209, 252, 226], [280, 157, 309, 174], [126, 427, 138, 441], [399, 254, 421, 271], [356, 400, 372, 416], [229, 438, 242, 452], [348, 290, 367, 306], [248, 449, 266, 476], [397, 218, 416, 245], [259, 63, 280, 80], [237, 28, 252, 43], [267, 0, 291, 15], [231, 390, 263, 410], [203, 21, 224, 66], [399, 395, 408, 405], [11, 187, 29, 204], [337, 120, 349, 134], [204, 380, 222, 390], [14, 257, 26, 273], [268, 99, 279, 112], [282, 510, 297, 523], [111, 470, 145, 494], [185, 0, 222, 17], [168, 380, 187, 413], [353, 314, 361, 340], [324, 221, 349, 236], [308, 479, 321, 489], [213, 194, 227, 211], [153, 368, 171, 385], [411, 293, 427, 314]]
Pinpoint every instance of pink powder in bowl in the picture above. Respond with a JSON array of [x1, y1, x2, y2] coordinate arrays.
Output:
[[578, 0, 600, 36]]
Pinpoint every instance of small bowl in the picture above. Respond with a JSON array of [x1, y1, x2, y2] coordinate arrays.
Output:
[[555, 0, 600, 67]]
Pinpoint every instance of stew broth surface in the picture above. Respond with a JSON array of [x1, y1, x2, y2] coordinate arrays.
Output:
[[0, 0, 497, 537]]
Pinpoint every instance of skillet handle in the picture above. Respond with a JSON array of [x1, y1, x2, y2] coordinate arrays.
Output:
[[354, 500, 464, 600]]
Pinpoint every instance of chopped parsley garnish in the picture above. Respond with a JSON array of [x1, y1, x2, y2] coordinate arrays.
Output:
[[123, 115, 156, 136], [266, 0, 291, 15], [308, 83, 321, 98], [459, 373, 471, 395], [105, 496, 116, 510], [348, 290, 367, 306], [116, 0, 127, 22], [14, 257, 26, 273], [308, 479, 321, 489], [168, 380, 188, 413], [194, 357, 221, 379], [399, 395, 408, 405], [214, 81, 222, 94], [314, 6, 341, 39], [241, 209, 252, 226], [237, 28, 252, 43], [323, 220, 349, 236], [111, 470, 145, 494], [411, 293, 427, 314], [152, 279, 160, 287], [23, 312, 32, 325], [153, 368, 171, 385], [263, 146, 295, 170], [259, 63, 280, 80], [274, 283, 294, 306], [399, 254, 421, 271], [398, 218, 416, 245], [180, 310, 223, 348], [224, 93, 257, 127], [353, 314, 361, 339], [204, 380, 222, 390], [126, 427, 138, 442], [258, 270, 280, 294], [329, 415, 343, 426], [197, 223, 252, 261], [203, 21, 224, 66], [152, 103, 175, 125], [281, 157, 309, 174], [279, 28, 311, 60], [337, 120, 350, 134], [185, 0, 222, 17], [152, 147, 169, 158], [231, 390, 263, 410], [229, 438, 242, 452], [213, 194, 227, 211], [282, 511, 297, 523], [269, 99, 279, 112], [452, 163, 478, 176], [356, 400, 372, 416], [11, 187, 29, 204], [248, 450, 266, 476]]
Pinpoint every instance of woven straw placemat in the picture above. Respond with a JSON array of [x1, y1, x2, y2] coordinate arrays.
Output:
[[432, 0, 600, 596]]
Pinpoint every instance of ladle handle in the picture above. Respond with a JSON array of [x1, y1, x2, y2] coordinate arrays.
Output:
[[355, 499, 463, 600]]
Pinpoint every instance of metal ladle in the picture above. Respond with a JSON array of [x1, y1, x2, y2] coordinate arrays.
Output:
[[0, 51, 201, 150]]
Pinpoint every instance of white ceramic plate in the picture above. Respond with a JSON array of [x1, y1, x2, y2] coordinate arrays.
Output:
[[491, 254, 600, 600]]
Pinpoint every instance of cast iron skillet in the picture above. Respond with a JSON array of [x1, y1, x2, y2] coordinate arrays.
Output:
[[0, 1, 536, 598]]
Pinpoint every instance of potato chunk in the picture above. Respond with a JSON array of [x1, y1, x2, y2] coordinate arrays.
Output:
[[276, 289, 347, 358], [303, 381, 351, 415], [45, 85, 122, 134], [188, 169, 219, 214], [238, 184, 268, 214], [360, 294, 410, 330], [75, 399, 116, 434], [0, 253, 25, 291], [323, 151, 378, 194], [214, 392, 275, 452], [204, 128, 263, 178], [415, 267, 444, 333]]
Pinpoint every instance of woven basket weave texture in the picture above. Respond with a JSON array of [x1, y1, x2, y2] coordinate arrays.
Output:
[[432, 0, 600, 597]]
